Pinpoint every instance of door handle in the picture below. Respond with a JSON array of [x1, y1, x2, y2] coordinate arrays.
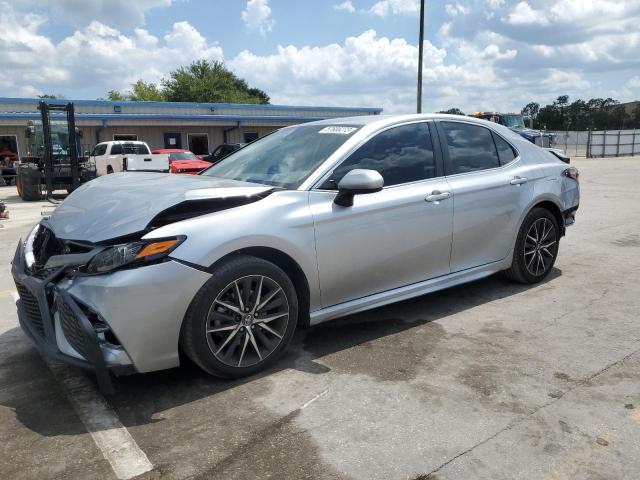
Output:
[[510, 176, 528, 185], [425, 190, 451, 202]]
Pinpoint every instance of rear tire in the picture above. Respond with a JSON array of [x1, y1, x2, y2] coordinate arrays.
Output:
[[180, 255, 298, 378], [504, 207, 560, 284]]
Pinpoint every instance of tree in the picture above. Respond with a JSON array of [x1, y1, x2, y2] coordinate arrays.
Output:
[[102, 61, 269, 104], [107, 80, 166, 101], [632, 105, 640, 127], [524, 96, 638, 130], [437, 107, 465, 115], [38, 94, 66, 99], [162, 60, 269, 104], [129, 80, 166, 101], [521, 102, 539, 128], [106, 90, 128, 101]]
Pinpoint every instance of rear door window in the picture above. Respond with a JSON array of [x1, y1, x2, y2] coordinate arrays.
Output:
[[441, 122, 500, 174]]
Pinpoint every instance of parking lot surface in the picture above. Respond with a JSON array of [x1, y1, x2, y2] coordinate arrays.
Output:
[[1, 157, 639, 480]]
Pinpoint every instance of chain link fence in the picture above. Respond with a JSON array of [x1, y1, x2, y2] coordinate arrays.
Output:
[[586, 129, 639, 158], [548, 131, 590, 157], [548, 130, 640, 158]]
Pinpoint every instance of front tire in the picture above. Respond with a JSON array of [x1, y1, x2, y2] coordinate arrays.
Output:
[[181, 255, 298, 378], [16, 165, 43, 201], [504, 208, 560, 284]]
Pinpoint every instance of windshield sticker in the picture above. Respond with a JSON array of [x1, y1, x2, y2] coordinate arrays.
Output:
[[318, 126, 357, 135]]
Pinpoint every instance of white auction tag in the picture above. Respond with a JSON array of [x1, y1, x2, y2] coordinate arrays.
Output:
[[318, 126, 357, 135]]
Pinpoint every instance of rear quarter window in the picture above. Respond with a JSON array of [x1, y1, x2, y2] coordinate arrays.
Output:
[[492, 132, 518, 165]]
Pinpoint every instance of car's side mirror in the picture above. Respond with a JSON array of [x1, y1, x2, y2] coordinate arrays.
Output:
[[334, 169, 384, 207]]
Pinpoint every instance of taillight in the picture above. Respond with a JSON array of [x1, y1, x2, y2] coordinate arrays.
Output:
[[562, 166, 579, 182]]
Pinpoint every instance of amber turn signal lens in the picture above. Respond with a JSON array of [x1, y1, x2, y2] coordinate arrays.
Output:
[[135, 240, 179, 259]]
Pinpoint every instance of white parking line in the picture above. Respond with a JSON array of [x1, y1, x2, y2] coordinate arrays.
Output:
[[45, 360, 153, 479], [300, 389, 328, 409]]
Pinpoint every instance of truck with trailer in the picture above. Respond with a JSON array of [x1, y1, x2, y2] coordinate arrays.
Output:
[[470, 112, 556, 147]]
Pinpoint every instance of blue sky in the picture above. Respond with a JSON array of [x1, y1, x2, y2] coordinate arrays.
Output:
[[2, 0, 639, 113]]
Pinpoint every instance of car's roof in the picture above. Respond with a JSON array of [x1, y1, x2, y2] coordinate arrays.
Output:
[[307, 113, 497, 128]]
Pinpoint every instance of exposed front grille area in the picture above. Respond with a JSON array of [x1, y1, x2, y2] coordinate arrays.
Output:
[[56, 294, 90, 359], [15, 283, 45, 337], [32, 226, 66, 270], [30, 225, 93, 274]]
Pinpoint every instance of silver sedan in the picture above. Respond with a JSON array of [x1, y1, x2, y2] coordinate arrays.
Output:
[[12, 114, 580, 391]]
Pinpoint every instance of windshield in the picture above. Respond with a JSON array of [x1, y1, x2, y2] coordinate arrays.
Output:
[[27, 121, 70, 156], [170, 152, 198, 160], [501, 115, 525, 129], [201, 124, 360, 188]]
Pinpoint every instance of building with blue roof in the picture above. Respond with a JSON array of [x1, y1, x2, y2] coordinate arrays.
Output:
[[0, 97, 382, 157]]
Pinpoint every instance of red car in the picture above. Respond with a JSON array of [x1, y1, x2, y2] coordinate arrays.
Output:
[[151, 149, 211, 175]]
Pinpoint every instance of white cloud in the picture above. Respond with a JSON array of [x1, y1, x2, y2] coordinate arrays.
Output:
[[334, 1, 356, 13], [11, 0, 172, 27], [0, 3, 223, 98], [542, 69, 590, 91], [445, 3, 469, 17], [241, 0, 274, 35], [626, 76, 640, 90], [19, 85, 44, 97], [230, 29, 502, 113], [481, 44, 517, 60], [505, 1, 550, 25], [1, 0, 639, 114], [370, 0, 419, 17]]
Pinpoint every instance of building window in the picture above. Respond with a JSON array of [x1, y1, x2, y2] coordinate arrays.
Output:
[[188, 133, 209, 155], [243, 132, 259, 143], [113, 134, 138, 141]]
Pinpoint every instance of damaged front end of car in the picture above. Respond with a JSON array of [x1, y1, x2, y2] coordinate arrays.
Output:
[[11, 182, 276, 393], [11, 222, 133, 394]]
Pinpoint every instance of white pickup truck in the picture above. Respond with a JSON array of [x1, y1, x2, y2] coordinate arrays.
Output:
[[90, 141, 170, 176]]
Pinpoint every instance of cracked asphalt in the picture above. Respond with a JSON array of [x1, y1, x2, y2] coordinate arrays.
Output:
[[1, 157, 639, 480]]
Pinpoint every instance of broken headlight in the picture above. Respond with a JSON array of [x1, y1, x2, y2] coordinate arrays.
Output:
[[85, 237, 185, 274], [23, 223, 41, 270]]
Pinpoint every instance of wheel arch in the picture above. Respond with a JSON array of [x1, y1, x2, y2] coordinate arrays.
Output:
[[529, 199, 564, 237], [209, 247, 312, 328]]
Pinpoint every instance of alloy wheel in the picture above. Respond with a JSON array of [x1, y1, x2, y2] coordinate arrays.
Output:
[[524, 218, 557, 277], [205, 275, 289, 367]]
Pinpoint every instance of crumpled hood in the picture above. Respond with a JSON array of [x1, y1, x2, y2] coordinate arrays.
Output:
[[47, 173, 274, 243]]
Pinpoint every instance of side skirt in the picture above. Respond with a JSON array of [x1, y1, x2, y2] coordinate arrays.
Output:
[[309, 260, 509, 326]]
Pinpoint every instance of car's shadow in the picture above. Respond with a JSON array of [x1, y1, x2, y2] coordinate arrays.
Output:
[[1, 268, 561, 435]]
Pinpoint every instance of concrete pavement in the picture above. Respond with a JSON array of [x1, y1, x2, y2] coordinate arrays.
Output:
[[0, 157, 639, 479]]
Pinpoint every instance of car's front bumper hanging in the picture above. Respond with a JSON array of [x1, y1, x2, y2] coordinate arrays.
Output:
[[11, 243, 131, 394]]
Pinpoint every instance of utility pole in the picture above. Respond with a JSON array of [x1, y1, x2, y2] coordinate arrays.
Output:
[[417, 0, 425, 113]]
